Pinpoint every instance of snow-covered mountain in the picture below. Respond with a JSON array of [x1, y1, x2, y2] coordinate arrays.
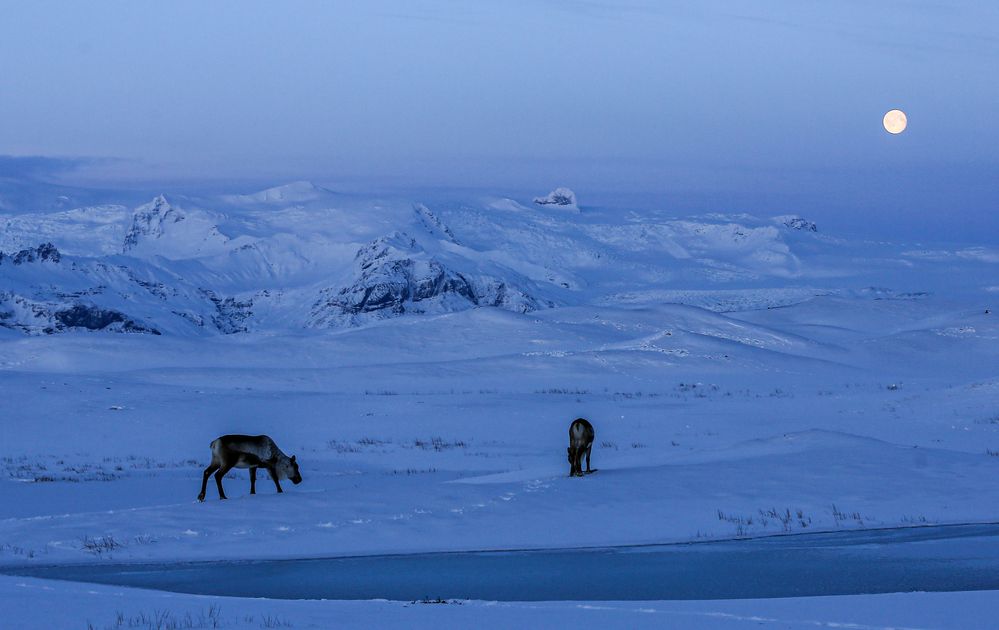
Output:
[[220, 180, 337, 206], [0, 182, 992, 336], [121, 195, 231, 259]]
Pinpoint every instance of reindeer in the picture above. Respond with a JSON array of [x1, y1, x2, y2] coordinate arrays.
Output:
[[567, 417, 594, 477], [197, 435, 302, 501]]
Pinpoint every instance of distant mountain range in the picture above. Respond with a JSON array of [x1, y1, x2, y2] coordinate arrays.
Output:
[[0, 181, 993, 336]]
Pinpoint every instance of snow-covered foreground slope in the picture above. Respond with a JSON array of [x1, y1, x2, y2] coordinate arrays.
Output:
[[2, 298, 998, 565], [1, 183, 998, 627], [5, 575, 999, 629]]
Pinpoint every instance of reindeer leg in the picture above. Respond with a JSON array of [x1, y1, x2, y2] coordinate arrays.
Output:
[[585, 444, 592, 473], [268, 466, 283, 493], [198, 464, 218, 502], [250, 467, 257, 495], [215, 463, 234, 500]]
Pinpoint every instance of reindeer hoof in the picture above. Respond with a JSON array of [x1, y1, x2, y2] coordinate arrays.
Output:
[[197, 495, 205, 502]]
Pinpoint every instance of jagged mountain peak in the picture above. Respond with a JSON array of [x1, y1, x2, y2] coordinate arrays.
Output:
[[123, 196, 183, 252], [122, 196, 229, 259], [131, 194, 175, 220], [0, 242, 62, 265]]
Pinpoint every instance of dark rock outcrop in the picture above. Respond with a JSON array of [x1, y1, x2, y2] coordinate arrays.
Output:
[[53, 304, 160, 334], [782, 217, 817, 232], [0, 243, 62, 265], [199, 289, 253, 334], [533, 187, 578, 209]]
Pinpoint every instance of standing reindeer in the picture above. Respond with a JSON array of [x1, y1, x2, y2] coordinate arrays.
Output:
[[198, 434, 302, 501], [567, 417, 594, 477]]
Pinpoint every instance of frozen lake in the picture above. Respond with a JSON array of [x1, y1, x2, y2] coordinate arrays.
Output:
[[7, 524, 999, 601]]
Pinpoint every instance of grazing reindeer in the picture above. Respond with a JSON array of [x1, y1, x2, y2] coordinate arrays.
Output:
[[567, 418, 594, 477], [198, 435, 302, 502]]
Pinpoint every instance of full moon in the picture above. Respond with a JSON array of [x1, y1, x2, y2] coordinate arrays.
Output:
[[883, 109, 907, 134]]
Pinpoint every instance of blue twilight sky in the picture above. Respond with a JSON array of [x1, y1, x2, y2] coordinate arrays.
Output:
[[0, 1, 996, 239]]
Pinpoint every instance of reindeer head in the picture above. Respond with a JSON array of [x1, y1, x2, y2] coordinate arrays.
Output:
[[278, 454, 303, 485]]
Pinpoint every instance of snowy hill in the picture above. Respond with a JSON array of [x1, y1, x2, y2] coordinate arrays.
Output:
[[220, 180, 337, 206]]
